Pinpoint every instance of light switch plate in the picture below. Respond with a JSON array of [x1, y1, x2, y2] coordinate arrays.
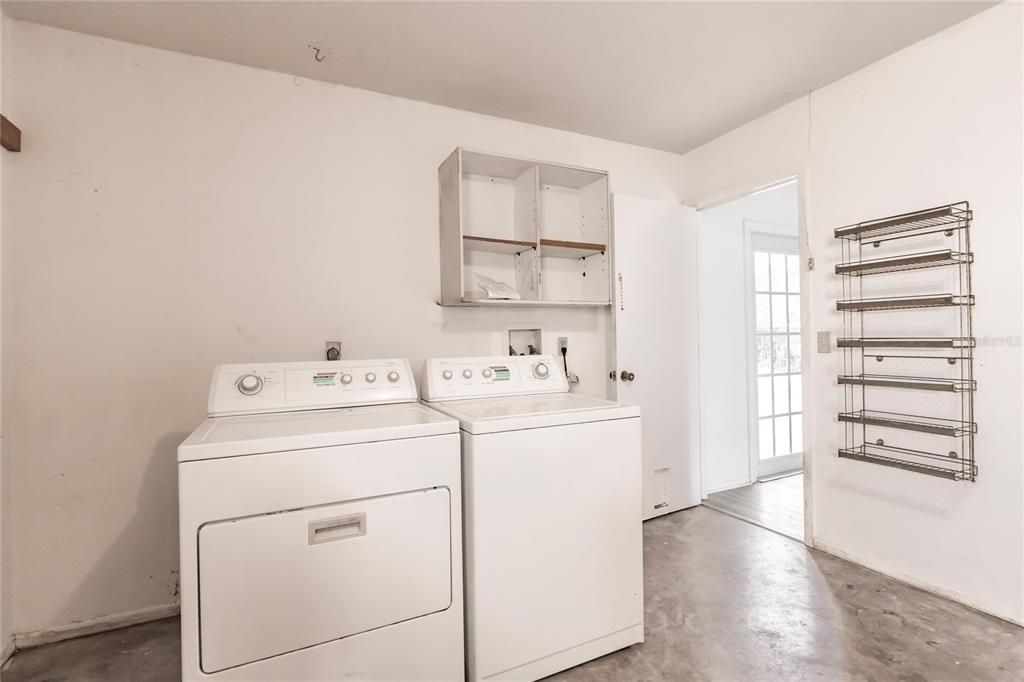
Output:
[[817, 331, 831, 354]]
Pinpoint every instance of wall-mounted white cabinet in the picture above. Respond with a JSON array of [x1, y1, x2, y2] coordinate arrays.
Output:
[[439, 147, 611, 306]]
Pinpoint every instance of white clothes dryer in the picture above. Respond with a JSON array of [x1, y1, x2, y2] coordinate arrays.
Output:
[[178, 359, 463, 681]]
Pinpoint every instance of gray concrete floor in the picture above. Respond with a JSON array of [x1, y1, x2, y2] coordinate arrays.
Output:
[[4, 506, 1023, 681]]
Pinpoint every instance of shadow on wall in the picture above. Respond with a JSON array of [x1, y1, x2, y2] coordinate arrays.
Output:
[[49, 431, 186, 634]]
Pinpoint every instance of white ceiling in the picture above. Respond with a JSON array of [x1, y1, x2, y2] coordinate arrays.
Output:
[[3, 1, 993, 154]]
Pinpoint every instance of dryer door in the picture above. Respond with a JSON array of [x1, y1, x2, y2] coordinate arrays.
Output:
[[198, 487, 452, 673]]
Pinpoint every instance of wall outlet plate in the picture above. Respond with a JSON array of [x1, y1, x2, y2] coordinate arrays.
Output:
[[817, 331, 831, 354], [558, 336, 568, 352]]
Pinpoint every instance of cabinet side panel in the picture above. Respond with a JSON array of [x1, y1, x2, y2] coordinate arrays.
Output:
[[513, 166, 539, 242], [515, 249, 540, 301], [439, 149, 463, 305], [580, 176, 609, 245], [581, 176, 611, 302]]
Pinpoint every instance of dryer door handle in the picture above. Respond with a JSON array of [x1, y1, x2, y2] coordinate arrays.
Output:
[[308, 512, 366, 545]]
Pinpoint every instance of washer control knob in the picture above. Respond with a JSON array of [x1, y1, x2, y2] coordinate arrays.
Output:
[[442, 370, 453, 381], [533, 362, 550, 380], [463, 369, 473, 379], [387, 371, 400, 383], [482, 368, 493, 379], [340, 373, 353, 385], [238, 374, 263, 395], [365, 372, 377, 383]]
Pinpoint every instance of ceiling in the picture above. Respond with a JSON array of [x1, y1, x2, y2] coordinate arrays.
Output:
[[3, 1, 994, 154]]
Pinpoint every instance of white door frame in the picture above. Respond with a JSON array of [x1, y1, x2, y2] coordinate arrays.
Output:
[[694, 173, 814, 548], [744, 223, 802, 481]]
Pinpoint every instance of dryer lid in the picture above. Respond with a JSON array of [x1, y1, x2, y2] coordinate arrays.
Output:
[[178, 403, 457, 462]]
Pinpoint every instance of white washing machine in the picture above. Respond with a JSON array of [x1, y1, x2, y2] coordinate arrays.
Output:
[[178, 359, 463, 681], [421, 355, 644, 681]]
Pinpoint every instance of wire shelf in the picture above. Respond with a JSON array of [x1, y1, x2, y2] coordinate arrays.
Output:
[[835, 201, 975, 483], [834, 249, 973, 277], [838, 443, 976, 481], [838, 409, 976, 437], [836, 337, 975, 349], [836, 294, 973, 312], [838, 374, 976, 393], [834, 202, 971, 243]]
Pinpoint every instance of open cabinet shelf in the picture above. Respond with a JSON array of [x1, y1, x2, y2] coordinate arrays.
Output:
[[538, 238, 606, 259], [463, 235, 536, 255], [438, 147, 611, 306]]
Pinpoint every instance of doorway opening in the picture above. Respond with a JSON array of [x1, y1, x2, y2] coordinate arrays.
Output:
[[696, 179, 805, 540]]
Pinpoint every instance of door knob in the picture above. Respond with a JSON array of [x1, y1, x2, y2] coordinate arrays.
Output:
[[609, 371, 617, 381], [620, 370, 635, 382]]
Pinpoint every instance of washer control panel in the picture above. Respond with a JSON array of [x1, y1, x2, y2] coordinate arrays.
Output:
[[421, 355, 568, 402], [208, 359, 416, 417]]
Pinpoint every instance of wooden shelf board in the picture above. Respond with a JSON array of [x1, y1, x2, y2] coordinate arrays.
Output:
[[462, 235, 536, 255], [538, 238, 606, 259], [439, 298, 610, 308]]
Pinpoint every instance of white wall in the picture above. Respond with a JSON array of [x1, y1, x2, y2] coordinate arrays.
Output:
[[682, 3, 1024, 623], [0, 21, 689, 636], [698, 183, 798, 494]]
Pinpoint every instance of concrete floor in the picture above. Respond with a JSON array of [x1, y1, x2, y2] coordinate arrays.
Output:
[[704, 473, 804, 540], [4, 506, 1023, 681]]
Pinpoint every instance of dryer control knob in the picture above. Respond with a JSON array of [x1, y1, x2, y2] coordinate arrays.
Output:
[[442, 370, 453, 381], [482, 368, 493, 379], [340, 373, 353, 385], [387, 371, 400, 383], [463, 369, 473, 379], [365, 372, 377, 383], [238, 374, 263, 395], [533, 363, 550, 380]]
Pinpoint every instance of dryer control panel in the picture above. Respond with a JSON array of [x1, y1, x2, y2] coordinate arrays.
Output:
[[421, 355, 568, 402], [208, 359, 417, 417]]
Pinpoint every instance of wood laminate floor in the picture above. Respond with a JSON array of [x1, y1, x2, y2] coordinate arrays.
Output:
[[703, 472, 804, 540]]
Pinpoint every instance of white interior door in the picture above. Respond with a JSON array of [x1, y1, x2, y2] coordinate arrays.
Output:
[[612, 194, 701, 520]]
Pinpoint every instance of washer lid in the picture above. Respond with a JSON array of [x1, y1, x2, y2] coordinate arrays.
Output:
[[179, 403, 458, 462], [426, 393, 640, 435]]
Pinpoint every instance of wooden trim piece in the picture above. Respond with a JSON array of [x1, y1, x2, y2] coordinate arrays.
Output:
[[1, 115, 21, 152]]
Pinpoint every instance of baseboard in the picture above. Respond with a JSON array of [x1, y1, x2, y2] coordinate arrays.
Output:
[[14, 602, 180, 650], [1, 635, 15, 666], [812, 540, 1024, 628]]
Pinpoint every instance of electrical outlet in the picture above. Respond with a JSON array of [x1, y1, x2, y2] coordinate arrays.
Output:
[[558, 336, 568, 352], [817, 331, 831, 354], [325, 341, 342, 361]]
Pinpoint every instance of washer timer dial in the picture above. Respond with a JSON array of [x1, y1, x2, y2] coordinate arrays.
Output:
[[237, 374, 264, 395], [533, 362, 550, 380]]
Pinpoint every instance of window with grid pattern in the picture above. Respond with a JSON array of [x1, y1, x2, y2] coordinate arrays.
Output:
[[754, 250, 802, 459]]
